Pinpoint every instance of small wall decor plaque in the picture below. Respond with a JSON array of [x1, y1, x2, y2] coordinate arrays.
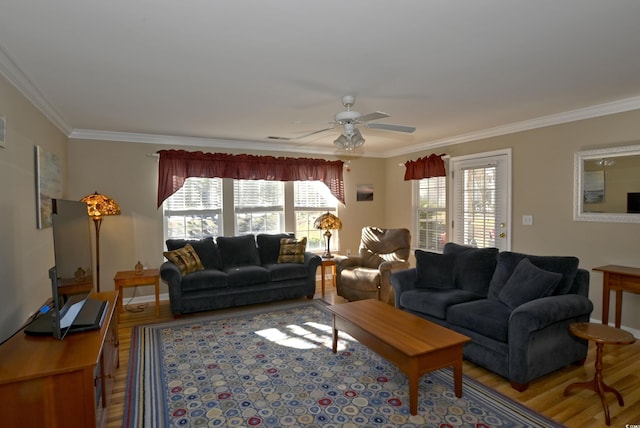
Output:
[[0, 116, 6, 148]]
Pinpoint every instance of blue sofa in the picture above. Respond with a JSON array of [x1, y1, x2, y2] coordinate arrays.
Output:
[[390, 243, 593, 391], [161, 233, 321, 316]]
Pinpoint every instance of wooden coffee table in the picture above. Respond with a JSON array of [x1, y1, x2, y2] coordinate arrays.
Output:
[[328, 299, 471, 415]]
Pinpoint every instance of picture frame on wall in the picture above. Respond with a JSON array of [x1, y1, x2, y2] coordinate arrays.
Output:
[[583, 170, 605, 204], [356, 184, 374, 202], [35, 145, 63, 229]]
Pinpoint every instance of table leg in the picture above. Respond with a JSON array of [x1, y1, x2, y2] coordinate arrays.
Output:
[[408, 372, 419, 415], [564, 342, 624, 426], [614, 290, 623, 329], [602, 274, 610, 326], [453, 360, 463, 398], [321, 264, 327, 297], [331, 316, 338, 353]]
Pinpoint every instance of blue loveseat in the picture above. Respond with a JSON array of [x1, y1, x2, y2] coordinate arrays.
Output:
[[390, 243, 593, 391], [161, 233, 321, 316]]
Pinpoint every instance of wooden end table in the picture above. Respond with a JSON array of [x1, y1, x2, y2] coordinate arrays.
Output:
[[320, 257, 337, 297], [593, 264, 640, 328], [328, 299, 471, 415], [113, 268, 160, 316], [564, 322, 636, 426]]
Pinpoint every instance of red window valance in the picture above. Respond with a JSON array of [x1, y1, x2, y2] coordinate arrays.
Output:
[[157, 149, 345, 207], [403, 154, 446, 180]]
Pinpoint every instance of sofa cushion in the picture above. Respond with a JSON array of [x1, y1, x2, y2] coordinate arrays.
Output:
[[414, 250, 455, 289], [266, 263, 309, 282], [225, 265, 271, 287], [217, 235, 261, 269], [257, 233, 293, 265], [278, 237, 307, 264], [163, 244, 204, 275], [166, 237, 221, 270], [443, 243, 498, 296], [399, 288, 484, 320], [181, 269, 228, 292], [497, 258, 562, 310], [488, 252, 579, 300], [447, 299, 511, 343]]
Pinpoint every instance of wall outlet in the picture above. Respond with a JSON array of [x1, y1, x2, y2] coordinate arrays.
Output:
[[522, 215, 534, 225], [346, 249, 351, 256]]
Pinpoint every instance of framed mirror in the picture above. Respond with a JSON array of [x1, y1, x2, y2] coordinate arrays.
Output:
[[574, 144, 640, 223]]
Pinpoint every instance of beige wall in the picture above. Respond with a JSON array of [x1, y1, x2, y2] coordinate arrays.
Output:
[[3, 67, 640, 340], [0, 74, 68, 341], [386, 110, 640, 332]]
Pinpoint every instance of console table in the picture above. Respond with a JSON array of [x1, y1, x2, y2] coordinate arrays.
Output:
[[0, 291, 119, 428], [593, 265, 640, 328]]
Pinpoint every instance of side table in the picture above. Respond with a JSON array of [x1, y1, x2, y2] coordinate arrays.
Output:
[[593, 264, 640, 328], [320, 257, 337, 297], [563, 322, 636, 426], [113, 268, 160, 316]]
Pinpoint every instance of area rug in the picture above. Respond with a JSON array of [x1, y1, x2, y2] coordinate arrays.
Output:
[[123, 300, 562, 427]]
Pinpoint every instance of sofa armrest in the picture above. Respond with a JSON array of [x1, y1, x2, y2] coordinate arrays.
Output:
[[335, 255, 363, 271], [160, 261, 183, 314], [510, 294, 594, 332], [379, 260, 411, 304], [389, 268, 418, 308]]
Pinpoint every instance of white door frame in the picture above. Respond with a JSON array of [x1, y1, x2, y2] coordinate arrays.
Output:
[[448, 148, 512, 251]]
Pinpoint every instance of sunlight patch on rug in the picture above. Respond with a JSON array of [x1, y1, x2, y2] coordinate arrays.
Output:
[[123, 300, 563, 427]]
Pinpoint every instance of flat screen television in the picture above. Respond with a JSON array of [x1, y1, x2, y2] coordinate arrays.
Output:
[[627, 192, 640, 214], [25, 199, 108, 339]]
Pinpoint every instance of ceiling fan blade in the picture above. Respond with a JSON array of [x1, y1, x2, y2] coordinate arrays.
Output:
[[366, 122, 416, 133], [357, 111, 390, 122], [268, 126, 335, 141], [296, 126, 335, 139]]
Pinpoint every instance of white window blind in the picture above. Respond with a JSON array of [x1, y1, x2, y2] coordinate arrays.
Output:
[[415, 176, 447, 251], [234, 180, 284, 235], [163, 177, 222, 239]]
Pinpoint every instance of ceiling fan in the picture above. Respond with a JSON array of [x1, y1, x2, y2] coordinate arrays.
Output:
[[286, 95, 416, 150]]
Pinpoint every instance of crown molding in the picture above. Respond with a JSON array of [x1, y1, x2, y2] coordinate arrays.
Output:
[[68, 129, 349, 157], [0, 45, 71, 135], [382, 96, 640, 158]]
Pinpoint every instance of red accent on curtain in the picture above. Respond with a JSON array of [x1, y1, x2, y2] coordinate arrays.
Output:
[[157, 150, 345, 207], [403, 154, 446, 180]]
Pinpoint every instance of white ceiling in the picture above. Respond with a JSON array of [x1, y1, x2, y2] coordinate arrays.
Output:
[[2, 0, 640, 158]]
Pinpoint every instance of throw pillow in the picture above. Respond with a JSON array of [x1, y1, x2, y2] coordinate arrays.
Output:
[[163, 244, 204, 276], [277, 237, 307, 264], [414, 249, 455, 289], [165, 237, 221, 270], [497, 258, 562, 310]]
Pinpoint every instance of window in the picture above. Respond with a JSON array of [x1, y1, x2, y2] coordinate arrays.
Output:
[[415, 176, 447, 251], [294, 181, 339, 251], [163, 177, 222, 239], [234, 180, 284, 235]]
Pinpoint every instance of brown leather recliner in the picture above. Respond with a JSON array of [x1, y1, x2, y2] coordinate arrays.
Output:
[[335, 227, 411, 304]]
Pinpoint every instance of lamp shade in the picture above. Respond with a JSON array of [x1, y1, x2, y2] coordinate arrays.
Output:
[[80, 192, 121, 218], [314, 212, 342, 231]]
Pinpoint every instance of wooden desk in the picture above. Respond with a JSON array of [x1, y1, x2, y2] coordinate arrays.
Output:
[[113, 268, 160, 316], [564, 322, 636, 426], [320, 257, 337, 297], [593, 265, 640, 328], [0, 291, 119, 428]]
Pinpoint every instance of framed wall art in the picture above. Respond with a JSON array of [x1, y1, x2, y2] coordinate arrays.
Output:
[[35, 145, 63, 229], [0, 116, 6, 148], [356, 184, 374, 202]]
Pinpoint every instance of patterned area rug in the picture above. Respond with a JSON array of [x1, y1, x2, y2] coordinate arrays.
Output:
[[123, 300, 562, 427]]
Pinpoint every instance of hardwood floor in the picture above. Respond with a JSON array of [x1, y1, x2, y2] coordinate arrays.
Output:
[[107, 284, 640, 428]]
